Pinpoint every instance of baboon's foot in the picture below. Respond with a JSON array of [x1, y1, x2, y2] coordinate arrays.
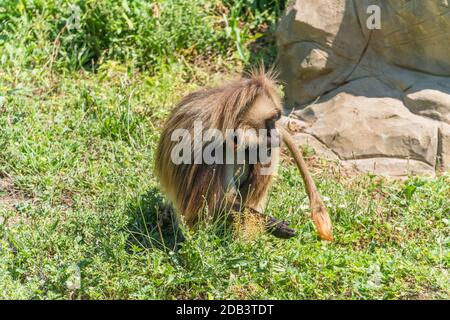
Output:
[[266, 216, 297, 239]]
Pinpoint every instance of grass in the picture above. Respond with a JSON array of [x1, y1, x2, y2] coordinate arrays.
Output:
[[0, 0, 449, 299]]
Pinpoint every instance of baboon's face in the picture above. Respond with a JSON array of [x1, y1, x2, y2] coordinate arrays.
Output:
[[236, 94, 282, 149]]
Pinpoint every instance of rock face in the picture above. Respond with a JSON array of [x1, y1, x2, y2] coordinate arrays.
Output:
[[276, 0, 450, 176]]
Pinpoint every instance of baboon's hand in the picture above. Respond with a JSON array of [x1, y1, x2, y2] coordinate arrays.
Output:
[[266, 216, 297, 239]]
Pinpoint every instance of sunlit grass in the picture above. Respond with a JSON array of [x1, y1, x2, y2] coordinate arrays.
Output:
[[0, 0, 448, 300]]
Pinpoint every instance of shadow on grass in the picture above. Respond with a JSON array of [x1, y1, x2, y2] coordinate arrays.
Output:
[[125, 187, 185, 253], [125, 186, 241, 255]]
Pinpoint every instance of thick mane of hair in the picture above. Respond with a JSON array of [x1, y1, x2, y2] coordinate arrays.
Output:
[[155, 70, 280, 226], [168, 68, 279, 132]]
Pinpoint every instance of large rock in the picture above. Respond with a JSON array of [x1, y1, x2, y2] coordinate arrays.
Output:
[[276, 0, 450, 176], [404, 81, 450, 124], [440, 123, 450, 170]]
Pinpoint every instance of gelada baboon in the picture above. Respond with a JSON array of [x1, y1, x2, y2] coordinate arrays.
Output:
[[155, 69, 333, 240]]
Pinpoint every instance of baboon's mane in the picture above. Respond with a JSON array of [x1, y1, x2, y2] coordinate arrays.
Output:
[[169, 68, 280, 132], [155, 69, 280, 226]]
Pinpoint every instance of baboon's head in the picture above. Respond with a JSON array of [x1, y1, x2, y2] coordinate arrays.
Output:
[[239, 92, 282, 131], [231, 70, 283, 150]]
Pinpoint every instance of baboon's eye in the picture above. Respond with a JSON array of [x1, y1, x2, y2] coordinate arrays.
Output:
[[274, 110, 282, 120]]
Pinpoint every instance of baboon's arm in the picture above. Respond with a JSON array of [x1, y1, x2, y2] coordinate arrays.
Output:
[[277, 125, 333, 241], [228, 202, 296, 239]]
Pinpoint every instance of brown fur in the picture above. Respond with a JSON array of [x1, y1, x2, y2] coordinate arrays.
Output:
[[155, 69, 333, 240], [155, 69, 281, 226]]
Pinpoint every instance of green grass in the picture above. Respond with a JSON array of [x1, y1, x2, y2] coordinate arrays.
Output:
[[0, 0, 449, 299]]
